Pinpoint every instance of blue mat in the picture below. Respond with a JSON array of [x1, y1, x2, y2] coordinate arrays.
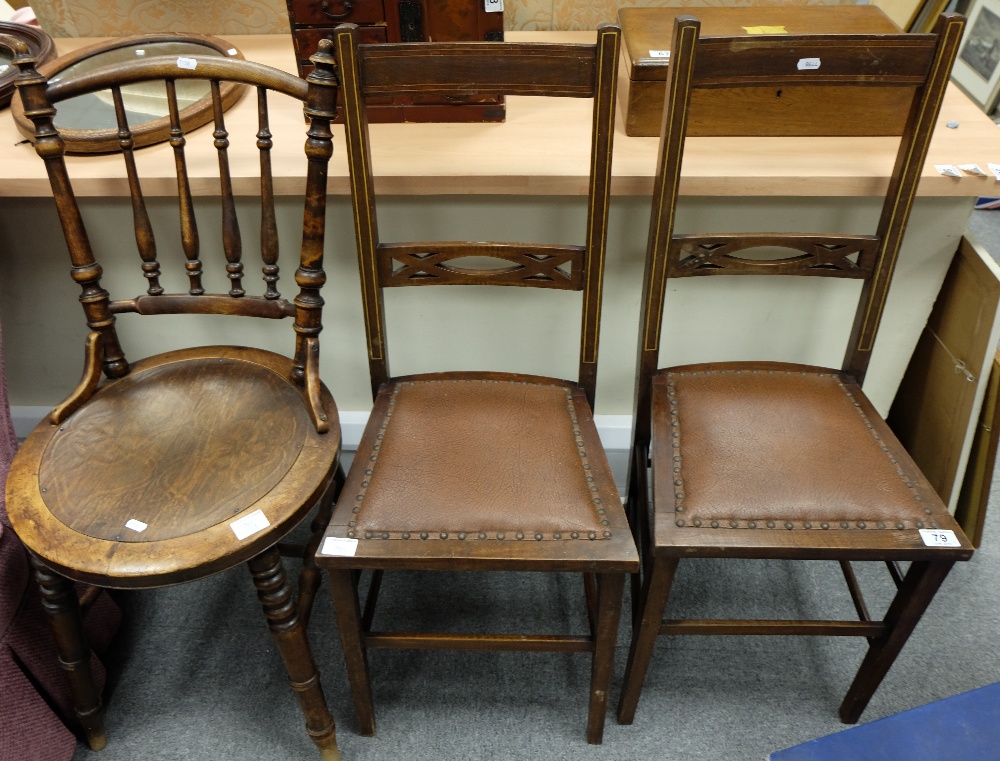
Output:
[[770, 682, 1000, 760]]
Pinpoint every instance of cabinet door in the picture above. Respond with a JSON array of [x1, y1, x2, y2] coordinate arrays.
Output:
[[384, 0, 504, 42]]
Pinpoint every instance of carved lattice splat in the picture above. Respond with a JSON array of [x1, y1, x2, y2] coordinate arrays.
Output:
[[671, 234, 879, 278], [377, 242, 586, 289]]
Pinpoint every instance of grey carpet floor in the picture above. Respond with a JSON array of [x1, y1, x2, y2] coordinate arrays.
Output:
[[67, 494, 1000, 761], [67, 210, 1000, 761]]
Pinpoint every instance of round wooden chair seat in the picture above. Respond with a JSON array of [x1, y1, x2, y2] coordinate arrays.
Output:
[[7, 347, 341, 587]]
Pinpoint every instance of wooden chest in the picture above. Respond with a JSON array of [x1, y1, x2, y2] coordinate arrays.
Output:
[[286, 0, 505, 122], [618, 6, 907, 137]]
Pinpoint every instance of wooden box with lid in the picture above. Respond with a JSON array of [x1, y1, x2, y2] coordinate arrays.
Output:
[[286, 0, 505, 122], [617, 6, 907, 137]]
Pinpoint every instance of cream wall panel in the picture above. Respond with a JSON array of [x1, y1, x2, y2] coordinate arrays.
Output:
[[507, 0, 860, 32], [29, 0, 870, 37], [0, 194, 972, 420], [30, 0, 290, 36]]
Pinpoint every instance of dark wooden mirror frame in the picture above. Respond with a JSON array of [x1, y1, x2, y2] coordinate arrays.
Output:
[[10, 33, 246, 153], [0, 22, 56, 108]]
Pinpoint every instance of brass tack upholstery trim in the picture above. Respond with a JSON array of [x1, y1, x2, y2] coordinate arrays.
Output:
[[661, 367, 945, 531], [347, 378, 612, 541]]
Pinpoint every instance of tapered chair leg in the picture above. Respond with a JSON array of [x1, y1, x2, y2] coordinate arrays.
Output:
[[617, 555, 679, 725], [30, 556, 108, 751], [361, 570, 384, 632], [625, 447, 647, 626], [328, 567, 376, 736], [587, 572, 625, 744], [248, 547, 341, 761], [839, 559, 955, 723], [584, 572, 599, 635]]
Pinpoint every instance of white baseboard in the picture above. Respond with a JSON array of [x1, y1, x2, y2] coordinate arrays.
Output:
[[12, 406, 633, 452], [338, 411, 370, 449], [592, 415, 633, 451]]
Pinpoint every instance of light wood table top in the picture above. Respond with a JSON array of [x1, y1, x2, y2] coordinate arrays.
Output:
[[2, 31, 998, 198]]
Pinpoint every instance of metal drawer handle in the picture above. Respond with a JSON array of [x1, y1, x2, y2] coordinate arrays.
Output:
[[321, 1, 354, 20]]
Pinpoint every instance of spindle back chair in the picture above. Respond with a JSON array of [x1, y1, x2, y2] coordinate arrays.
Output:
[[316, 23, 638, 744], [616, 14, 975, 728], [2, 34, 343, 760]]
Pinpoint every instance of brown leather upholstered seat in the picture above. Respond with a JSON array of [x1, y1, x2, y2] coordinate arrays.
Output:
[[616, 14, 975, 728], [350, 377, 612, 542], [315, 23, 638, 745], [657, 364, 949, 530]]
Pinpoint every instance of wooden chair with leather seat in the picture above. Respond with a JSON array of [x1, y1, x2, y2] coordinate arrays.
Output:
[[616, 13, 975, 727], [2, 35, 343, 759], [315, 23, 638, 744]]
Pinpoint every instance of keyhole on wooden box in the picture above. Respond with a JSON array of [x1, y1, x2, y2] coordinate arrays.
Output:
[[776, 89, 782, 98]]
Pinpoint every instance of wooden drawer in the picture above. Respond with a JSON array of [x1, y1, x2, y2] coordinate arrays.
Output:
[[287, 0, 506, 123], [294, 25, 387, 62], [286, 0, 387, 26], [384, 0, 504, 42]]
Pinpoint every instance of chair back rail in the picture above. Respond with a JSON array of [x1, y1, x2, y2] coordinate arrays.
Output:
[[690, 34, 939, 86], [8, 50, 337, 397], [377, 242, 587, 290], [355, 42, 602, 97], [669, 233, 879, 278], [333, 23, 621, 404]]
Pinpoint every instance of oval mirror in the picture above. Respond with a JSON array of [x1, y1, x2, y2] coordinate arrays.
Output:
[[0, 22, 56, 108], [11, 33, 246, 153]]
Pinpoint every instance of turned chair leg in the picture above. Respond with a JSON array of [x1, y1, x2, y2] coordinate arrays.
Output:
[[839, 559, 955, 723], [617, 556, 679, 725], [248, 546, 341, 761], [587, 572, 625, 744], [328, 567, 377, 736], [30, 555, 108, 751]]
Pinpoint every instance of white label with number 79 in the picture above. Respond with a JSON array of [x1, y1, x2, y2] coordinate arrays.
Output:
[[918, 529, 961, 548]]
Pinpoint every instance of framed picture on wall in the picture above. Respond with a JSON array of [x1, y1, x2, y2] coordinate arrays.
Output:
[[952, 0, 1000, 113]]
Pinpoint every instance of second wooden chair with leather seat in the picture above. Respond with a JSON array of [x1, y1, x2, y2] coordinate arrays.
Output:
[[617, 13, 974, 727], [316, 23, 638, 744]]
